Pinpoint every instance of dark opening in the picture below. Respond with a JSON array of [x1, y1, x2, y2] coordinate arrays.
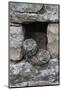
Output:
[[22, 22, 48, 50]]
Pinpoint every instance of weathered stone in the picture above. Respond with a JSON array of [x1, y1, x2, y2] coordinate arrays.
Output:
[[9, 61, 41, 85], [48, 58, 59, 83], [47, 32, 58, 43], [47, 24, 58, 35], [23, 39, 37, 57], [45, 5, 58, 12], [10, 26, 24, 48], [49, 58, 59, 77], [39, 58, 59, 83], [9, 2, 59, 87], [9, 2, 43, 13], [9, 60, 43, 82], [39, 69, 50, 78], [47, 24, 58, 43], [9, 81, 28, 87], [9, 61, 33, 75], [31, 49, 50, 65], [9, 81, 49, 87], [28, 80, 49, 86], [47, 40, 58, 58], [9, 47, 24, 61], [9, 57, 59, 87], [47, 24, 58, 58], [45, 5, 59, 21], [9, 2, 59, 24]]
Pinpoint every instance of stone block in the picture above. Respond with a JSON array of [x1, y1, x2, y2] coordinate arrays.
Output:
[[10, 26, 24, 48], [9, 47, 24, 61], [47, 24, 59, 58]]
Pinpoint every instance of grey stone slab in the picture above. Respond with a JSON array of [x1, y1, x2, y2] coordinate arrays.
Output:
[[9, 2, 59, 24]]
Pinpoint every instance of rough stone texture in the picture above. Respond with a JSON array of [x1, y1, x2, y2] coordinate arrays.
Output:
[[48, 58, 59, 83], [9, 58, 59, 87], [10, 26, 24, 48], [9, 47, 24, 61], [47, 24, 58, 58], [9, 81, 49, 87], [47, 24, 58, 35], [47, 41, 58, 58], [30, 49, 50, 65], [47, 31, 58, 43], [27, 80, 49, 86], [23, 39, 37, 57], [9, 2, 59, 87], [9, 2, 59, 24], [9, 2, 43, 13]]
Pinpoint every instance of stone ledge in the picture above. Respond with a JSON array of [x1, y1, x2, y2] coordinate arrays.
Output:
[[10, 12, 59, 24], [9, 80, 59, 87], [9, 80, 49, 87], [9, 2, 59, 24]]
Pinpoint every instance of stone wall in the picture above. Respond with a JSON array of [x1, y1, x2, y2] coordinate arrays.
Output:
[[9, 2, 59, 87]]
